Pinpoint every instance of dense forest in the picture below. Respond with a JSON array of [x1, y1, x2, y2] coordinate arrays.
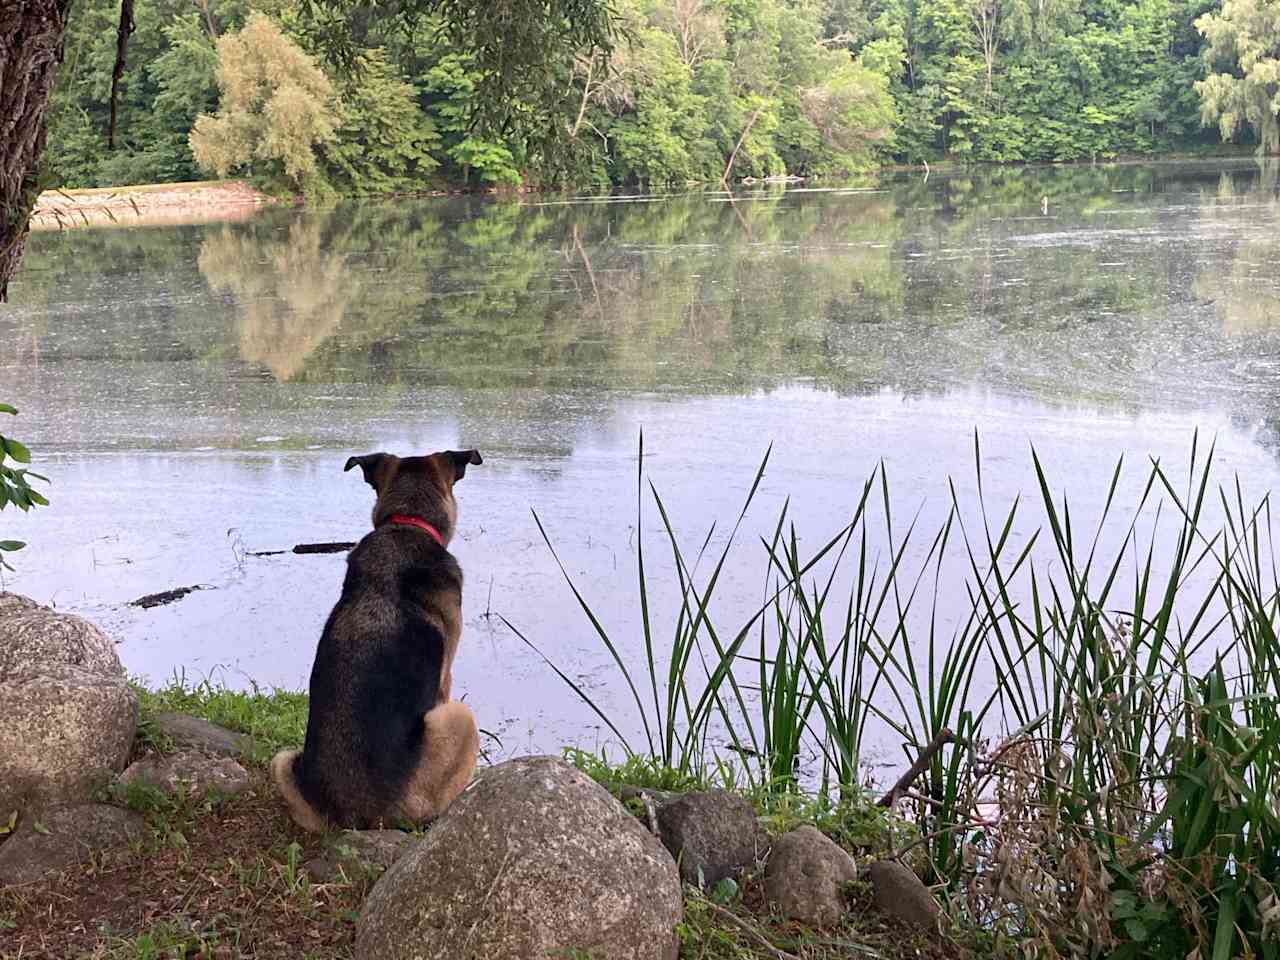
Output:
[[45, 0, 1278, 194]]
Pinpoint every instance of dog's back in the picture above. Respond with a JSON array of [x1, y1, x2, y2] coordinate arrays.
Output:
[[273, 449, 481, 831], [292, 529, 461, 826]]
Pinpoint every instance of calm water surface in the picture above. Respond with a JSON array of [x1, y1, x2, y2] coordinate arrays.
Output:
[[3, 161, 1279, 767]]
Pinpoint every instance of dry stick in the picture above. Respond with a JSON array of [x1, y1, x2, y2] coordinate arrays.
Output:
[[569, 54, 594, 139], [702, 900, 800, 960], [720, 107, 765, 187], [878, 728, 956, 807], [890, 816, 995, 863]]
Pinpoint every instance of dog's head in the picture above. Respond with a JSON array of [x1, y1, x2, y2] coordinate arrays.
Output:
[[344, 449, 483, 544]]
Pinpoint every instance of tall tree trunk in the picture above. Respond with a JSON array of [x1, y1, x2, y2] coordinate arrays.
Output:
[[0, 0, 72, 302]]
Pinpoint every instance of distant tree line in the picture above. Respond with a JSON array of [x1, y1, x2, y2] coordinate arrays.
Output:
[[41, 0, 1280, 195]]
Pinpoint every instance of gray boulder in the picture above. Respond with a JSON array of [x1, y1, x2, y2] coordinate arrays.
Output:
[[148, 711, 255, 759], [0, 593, 123, 679], [0, 592, 39, 617], [356, 755, 682, 960], [763, 825, 858, 927], [305, 829, 416, 883], [0, 803, 144, 885], [657, 790, 762, 885], [0, 664, 138, 817], [118, 752, 251, 799], [867, 859, 939, 931]]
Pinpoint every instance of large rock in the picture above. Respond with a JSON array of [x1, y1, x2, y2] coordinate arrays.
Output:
[[657, 790, 762, 886], [148, 712, 255, 759], [0, 803, 144, 885], [356, 756, 682, 960], [867, 860, 939, 931], [763, 825, 858, 928], [118, 752, 251, 799], [0, 664, 138, 817], [0, 593, 123, 679]]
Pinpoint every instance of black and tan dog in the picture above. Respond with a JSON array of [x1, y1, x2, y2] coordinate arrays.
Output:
[[271, 449, 483, 831]]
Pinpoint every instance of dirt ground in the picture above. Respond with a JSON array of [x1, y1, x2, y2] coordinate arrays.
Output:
[[0, 773, 367, 960]]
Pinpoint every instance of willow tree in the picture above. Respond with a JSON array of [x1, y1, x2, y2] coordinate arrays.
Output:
[[0, 0, 616, 301], [190, 14, 338, 193], [1196, 0, 1280, 154]]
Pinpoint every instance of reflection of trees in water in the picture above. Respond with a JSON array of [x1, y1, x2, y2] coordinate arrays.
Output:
[[10, 162, 1280, 425], [195, 203, 446, 381], [199, 220, 353, 381], [1191, 187, 1280, 337]]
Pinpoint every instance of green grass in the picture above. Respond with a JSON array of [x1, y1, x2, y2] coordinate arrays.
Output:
[[133, 676, 309, 764]]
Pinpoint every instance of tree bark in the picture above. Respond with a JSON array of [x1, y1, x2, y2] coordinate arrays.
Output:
[[108, 0, 136, 150], [0, 0, 72, 302]]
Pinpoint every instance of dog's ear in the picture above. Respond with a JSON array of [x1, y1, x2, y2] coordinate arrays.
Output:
[[344, 453, 396, 492], [446, 449, 483, 482]]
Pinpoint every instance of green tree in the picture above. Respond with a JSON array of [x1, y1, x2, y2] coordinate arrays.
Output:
[[190, 12, 338, 193], [0, 0, 617, 300], [321, 49, 440, 193], [419, 47, 523, 185], [1196, 0, 1280, 153], [798, 60, 899, 173]]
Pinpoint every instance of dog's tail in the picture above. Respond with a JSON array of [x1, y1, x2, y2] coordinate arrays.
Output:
[[270, 749, 329, 833]]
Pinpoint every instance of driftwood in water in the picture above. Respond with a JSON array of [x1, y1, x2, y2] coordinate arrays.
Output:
[[131, 585, 204, 609], [291, 541, 355, 554], [248, 541, 356, 557], [132, 542, 355, 607]]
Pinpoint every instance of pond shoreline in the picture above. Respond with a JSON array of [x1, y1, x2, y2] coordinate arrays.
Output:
[[29, 180, 274, 230], [29, 152, 1266, 231]]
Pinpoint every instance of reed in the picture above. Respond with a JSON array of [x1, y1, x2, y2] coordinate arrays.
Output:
[[515, 432, 1280, 957]]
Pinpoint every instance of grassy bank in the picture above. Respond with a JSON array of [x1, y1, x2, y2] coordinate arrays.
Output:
[[0, 680, 969, 959]]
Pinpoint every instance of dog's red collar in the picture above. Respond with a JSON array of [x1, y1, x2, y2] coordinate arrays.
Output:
[[385, 514, 445, 548]]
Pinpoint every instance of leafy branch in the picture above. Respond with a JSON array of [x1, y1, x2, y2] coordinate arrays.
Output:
[[0, 404, 49, 571]]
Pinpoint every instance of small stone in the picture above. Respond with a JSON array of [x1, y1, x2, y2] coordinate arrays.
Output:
[[148, 712, 255, 759], [867, 859, 939, 931], [657, 790, 762, 885], [118, 752, 251, 799], [304, 829, 416, 883], [763, 825, 858, 927], [0, 803, 144, 885]]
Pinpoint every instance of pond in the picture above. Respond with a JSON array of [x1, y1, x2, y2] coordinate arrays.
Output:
[[3, 160, 1279, 771]]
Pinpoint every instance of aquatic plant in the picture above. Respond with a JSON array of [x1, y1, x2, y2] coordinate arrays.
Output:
[[519, 431, 1280, 958]]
